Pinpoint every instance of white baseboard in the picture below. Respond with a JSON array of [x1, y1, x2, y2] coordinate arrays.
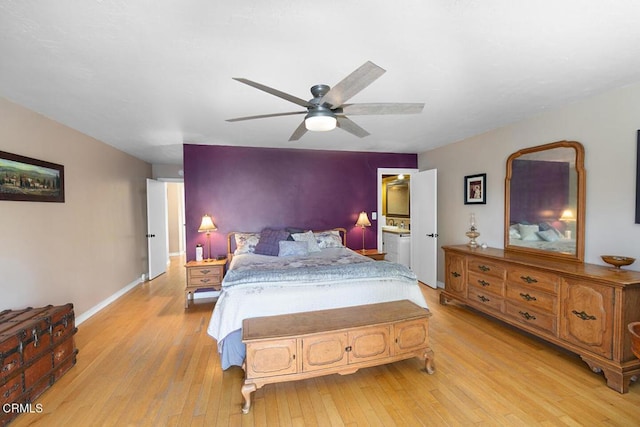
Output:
[[75, 276, 144, 326]]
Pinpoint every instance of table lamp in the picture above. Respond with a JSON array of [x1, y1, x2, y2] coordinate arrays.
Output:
[[198, 214, 217, 262], [355, 211, 371, 253]]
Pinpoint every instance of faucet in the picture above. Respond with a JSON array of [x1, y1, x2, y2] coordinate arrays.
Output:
[[388, 219, 395, 226], [400, 221, 405, 229]]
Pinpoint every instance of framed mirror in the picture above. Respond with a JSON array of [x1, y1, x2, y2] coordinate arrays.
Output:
[[504, 140, 585, 262], [386, 180, 410, 217]]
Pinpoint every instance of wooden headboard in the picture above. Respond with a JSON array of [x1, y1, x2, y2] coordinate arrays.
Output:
[[227, 228, 348, 261]]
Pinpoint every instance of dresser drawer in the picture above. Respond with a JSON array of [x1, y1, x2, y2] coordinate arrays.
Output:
[[188, 266, 222, 279], [468, 258, 506, 279], [505, 282, 557, 314], [467, 284, 504, 312], [505, 302, 557, 335], [188, 274, 222, 287], [507, 267, 558, 294], [468, 272, 504, 297]]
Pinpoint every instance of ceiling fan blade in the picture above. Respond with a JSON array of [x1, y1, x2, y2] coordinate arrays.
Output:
[[233, 78, 314, 108], [340, 103, 424, 115], [336, 116, 370, 138], [288, 120, 308, 141], [320, 61, 386, 108], [226, 111, 306, 122]]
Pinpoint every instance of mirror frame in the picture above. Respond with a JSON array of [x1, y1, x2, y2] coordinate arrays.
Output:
[[504, 140, 586, 263], [386, 180, 410, 218]]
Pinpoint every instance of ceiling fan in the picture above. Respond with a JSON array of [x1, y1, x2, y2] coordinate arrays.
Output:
[[226, 61, 424, 141]]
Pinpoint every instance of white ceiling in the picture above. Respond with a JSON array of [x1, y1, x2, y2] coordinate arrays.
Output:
[[2, 1, 640, 165]]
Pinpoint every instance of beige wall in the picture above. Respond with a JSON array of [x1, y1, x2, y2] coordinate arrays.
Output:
[[0, 97, 151, 317], [419, 82, 640, 284], [167, 182, 184, 255]]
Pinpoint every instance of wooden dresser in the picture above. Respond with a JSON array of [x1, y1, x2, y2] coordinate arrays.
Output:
[[442, 245, 640, 393], [241, 300, 434, 414], [0, 304, 77, 426]]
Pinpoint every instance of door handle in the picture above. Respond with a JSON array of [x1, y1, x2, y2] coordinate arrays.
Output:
[[146, 234, 156, 238], [426, 233, 438, 237]]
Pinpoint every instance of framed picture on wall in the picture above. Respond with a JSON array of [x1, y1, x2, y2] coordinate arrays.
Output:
[[0, 150, 65, 202], [464, 173, 486, 205]]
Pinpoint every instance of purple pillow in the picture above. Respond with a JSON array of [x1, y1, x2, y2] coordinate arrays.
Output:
[[254, 228, 290, 256]]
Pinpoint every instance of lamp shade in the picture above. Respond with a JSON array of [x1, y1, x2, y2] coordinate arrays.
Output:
[[355, 211, 371, 227], [560, 209, 575, 221], [198, 214, 217, 232]]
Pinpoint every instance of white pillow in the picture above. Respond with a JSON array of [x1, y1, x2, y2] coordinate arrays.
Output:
[[234, 232, 260, 255], [278, 240, 309, 257], [518, 224, 540, 241], [314, 230, 343, 249], [509, 224, 521, 239], [537, 229, 560, 242], [291, 230, 321, 252]]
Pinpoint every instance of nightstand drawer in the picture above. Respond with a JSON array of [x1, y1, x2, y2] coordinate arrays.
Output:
[[188, 266, 222, 279]]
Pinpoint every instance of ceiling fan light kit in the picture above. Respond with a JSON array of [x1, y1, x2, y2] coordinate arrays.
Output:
[[305, 109, 337, 132], [227, 61, 424, 141]]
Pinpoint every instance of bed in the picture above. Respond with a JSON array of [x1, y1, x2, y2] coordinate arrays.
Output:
[[206, 228, 429, 369], [508, 222, 576, 254]]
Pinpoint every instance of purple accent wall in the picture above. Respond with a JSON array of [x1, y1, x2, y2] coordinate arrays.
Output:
[[510, 159, 569, 224], [184, 144, 417, 260]]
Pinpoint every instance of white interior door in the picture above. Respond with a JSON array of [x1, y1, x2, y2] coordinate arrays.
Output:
[[411, 169, 438, 288], [146, 178, 168, 280]]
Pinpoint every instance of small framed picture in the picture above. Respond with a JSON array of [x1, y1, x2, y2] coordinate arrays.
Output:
[[464, 173, 486, 205]]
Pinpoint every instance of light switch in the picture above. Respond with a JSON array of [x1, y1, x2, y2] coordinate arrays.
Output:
[[371, 212, 377, 220]]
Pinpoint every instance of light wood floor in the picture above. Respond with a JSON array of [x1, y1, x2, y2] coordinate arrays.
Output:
[[13, 256, 640, 426]]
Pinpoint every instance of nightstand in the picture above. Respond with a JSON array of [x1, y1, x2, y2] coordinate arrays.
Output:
[[358, 249, 386, 261], [184, 258, 226, 308]]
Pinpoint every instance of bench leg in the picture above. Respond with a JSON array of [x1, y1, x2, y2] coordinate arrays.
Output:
[[424, 349, 435, 374], [241, 382, 257, 414]]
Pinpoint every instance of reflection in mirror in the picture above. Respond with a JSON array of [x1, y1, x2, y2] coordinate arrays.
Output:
[[386, 180, 410, 217], [505, 141, 585, 262]]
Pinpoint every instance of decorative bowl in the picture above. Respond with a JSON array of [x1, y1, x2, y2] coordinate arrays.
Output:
[[601, 255, 636, 269], [629, 322, 640, 360]]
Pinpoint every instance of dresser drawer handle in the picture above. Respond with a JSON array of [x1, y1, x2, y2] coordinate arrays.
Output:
[[1, 361, 16, 373], [519, 311, 537, 321], [3, 383, 20, 399], [478, 279, 490, 287], [200, 269, 211, 274], [477, 295, 490, 303], [520, 276, 538, 284], [451, 271, 461, 278], [478, 265, 490, 272], [519, 293, 537, 302], [200, 278, 211, 283], [572, 310, 596, 321]]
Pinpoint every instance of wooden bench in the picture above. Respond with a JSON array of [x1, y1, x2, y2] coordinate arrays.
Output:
[[241, 300, 434, 414]]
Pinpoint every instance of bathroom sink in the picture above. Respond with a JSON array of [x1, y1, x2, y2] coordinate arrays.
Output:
[[382, 226, 410, 234]]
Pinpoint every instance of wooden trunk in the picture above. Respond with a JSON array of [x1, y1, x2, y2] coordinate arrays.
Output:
[[240, 300, 434, 414], [0, 304, 78, 426]]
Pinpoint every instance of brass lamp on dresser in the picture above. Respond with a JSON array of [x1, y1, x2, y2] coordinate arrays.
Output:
[[441, 141, 640, 393]]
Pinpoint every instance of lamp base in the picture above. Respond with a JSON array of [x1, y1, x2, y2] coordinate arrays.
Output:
[[466, 230, 480, 248]]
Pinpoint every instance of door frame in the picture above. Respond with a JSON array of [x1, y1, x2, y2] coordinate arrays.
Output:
[[377, 168, 419, 251]]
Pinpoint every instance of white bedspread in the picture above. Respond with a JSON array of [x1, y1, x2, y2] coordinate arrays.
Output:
[[207, 247, 428, 363]]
